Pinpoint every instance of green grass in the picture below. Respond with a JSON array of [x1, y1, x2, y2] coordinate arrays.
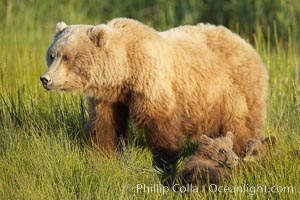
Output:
[[0, 2, 299, 200]]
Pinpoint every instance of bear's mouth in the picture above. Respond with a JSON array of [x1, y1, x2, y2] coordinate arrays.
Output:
[[226, 163, 236, 168], [41, 83, 60, 91], [226, 161, 239, 168], [219, 161, 238, 169]]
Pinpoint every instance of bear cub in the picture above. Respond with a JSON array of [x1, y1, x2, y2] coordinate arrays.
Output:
[[181, 132, 238, 186], [243, 135, 277, 162]]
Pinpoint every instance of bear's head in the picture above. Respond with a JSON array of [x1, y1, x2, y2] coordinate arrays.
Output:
[[243, 135, 277, 162], [200, 132, 239, 168], [40, 21, 130, 99]]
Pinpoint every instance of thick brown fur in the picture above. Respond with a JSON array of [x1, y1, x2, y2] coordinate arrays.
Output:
[[181, 132, 238, 186], [41, 18, 268, 171]]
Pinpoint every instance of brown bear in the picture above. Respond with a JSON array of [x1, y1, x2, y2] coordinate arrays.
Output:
[[243, 135, 277, 162], [40, 18, 268, 171], [181, 132, 238, 186]]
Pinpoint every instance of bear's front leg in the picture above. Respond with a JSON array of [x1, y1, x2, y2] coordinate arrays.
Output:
[[85, 98, 129, 154], [145, 115, 183, 173]]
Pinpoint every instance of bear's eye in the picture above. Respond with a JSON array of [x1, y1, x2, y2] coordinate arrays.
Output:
[[252, 149, 258, 156], [62, 55, 70, 62], [219, 149, 226, 154]]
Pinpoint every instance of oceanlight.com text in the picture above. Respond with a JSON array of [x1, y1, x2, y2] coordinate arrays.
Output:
[[135, 183, 295, 195]]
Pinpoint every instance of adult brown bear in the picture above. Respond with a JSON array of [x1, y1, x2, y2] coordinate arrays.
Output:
[[40, 18, 268, 171]]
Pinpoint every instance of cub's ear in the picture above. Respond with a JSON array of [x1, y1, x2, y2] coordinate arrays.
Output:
[[56, 22, 68, 34], [87, 25, 110, 47], [225, 131, 234, 141], [200, 135, 214, 145], [262, 135, 277, 146]]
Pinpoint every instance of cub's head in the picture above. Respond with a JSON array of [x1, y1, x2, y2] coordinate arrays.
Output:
[[200, 132, 239, 168], [243, 135, 277, 162], [40, 21, 129, 95]]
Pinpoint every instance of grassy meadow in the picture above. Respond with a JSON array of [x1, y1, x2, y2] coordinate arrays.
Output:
[[0, 1, 299, 199]]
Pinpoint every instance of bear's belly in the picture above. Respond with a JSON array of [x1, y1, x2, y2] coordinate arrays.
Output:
[[181, 108, 225, 139]]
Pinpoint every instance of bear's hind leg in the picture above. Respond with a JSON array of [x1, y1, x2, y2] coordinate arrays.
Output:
[[145, 115, 183, 173], [225, 120, 264, 157]]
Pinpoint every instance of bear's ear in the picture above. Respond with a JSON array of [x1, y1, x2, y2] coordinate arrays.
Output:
[[87, 25, 110, 47], [56, 22, 68, 34], [225, 131, 234, 141], [200, 135, 214, 145], [262, 135, 277, 146]]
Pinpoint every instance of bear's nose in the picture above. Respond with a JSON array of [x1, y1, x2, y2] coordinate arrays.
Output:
[[40, 74, 51, 86], [234, 156, 239, 162]]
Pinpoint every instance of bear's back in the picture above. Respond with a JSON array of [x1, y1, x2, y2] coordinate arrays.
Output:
[[161, 23, 258, 64]]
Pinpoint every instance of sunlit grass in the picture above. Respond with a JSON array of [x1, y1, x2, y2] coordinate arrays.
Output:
[[0, 11, 299, 200]]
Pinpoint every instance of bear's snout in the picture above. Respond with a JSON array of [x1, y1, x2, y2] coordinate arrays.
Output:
[[40, 74, 51, 89], [233, 155, 239, 165]]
